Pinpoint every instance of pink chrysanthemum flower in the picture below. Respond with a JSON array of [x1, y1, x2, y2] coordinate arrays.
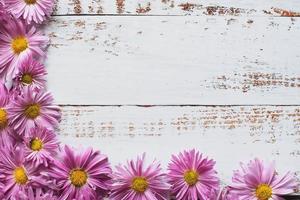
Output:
[[19, 187, 57, 200], [0, 20, 48, 80], [0, 146, 46, 199], [230, 158, 298, 200], [24, 126, 59, 167], [0, 83, 15, 146], [4, 0, 54, 24], [167, 149, 220, 200], [0, 2, 10, 25], [110, 153, 170, 200], [8, 87, 61, 135], [13, 57, 47, 91], [49, 145, 112, 200], [210, 187, 237, 200]]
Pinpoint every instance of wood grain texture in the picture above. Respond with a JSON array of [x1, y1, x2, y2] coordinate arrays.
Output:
[[45, 16, 300, 105], [47, 0, 300, 196], [58, 105, 300, 183], [53, 0, 300, 16]]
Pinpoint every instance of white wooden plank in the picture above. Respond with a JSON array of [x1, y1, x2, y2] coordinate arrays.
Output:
[[46, 16, 300, 105], [53, 0, 300, 16], [58, 105, 300, 183]]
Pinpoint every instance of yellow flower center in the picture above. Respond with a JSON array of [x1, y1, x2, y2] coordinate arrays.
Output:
[[255, 184, 273, 200], [0, 108, 8, 130], [11, 37, 28, 54], [184, 170, 199, 186], [30, 138, 43, 151], [21, 74, 33, 84], [131, 177, 148, 193], [14, 167, 28, 185], [24, 0, 37, 4], [24, 104, 40, 119], [70, 169, 88, 187]]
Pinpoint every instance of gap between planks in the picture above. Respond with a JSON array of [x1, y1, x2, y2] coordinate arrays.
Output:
[[51, 14, 300, 17], [58, 104, 300, 107]]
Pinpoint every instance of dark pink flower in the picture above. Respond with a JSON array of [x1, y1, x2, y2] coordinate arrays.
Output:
[[110, 154, 170, 200], [8, 87, 61, 136], [230, 158, 298, 200], [13, 57, 47, 91], [4, 0, 54, 24], [0, 146, 47, 199], [24, 126, 59, 167], [0, 3, 9, 24], [50, 145, 112, 200], [18, 187, 58, 200], [0, 83, 15, 146], [167, 149, 220, 200], [0, 20, 48, 80]]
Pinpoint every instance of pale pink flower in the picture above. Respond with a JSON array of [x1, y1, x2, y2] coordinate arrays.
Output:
[[230, 158, 298, 200], [0, 20, 48, 80], [0, 146, 47, 199], [4, 0, 55, 24], [24, 126, 59, 167], [13, 56, 47, 91], [49, 145, 112, 200], [8, 87, 61, 136], [111, 154, 170, 200], [167, 149, 220, 200]]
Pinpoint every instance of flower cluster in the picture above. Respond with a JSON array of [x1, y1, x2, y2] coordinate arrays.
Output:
[[0, 1, 299, 200]]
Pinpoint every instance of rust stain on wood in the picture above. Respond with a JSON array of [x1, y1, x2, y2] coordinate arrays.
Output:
[[72, 0, 82, 14], [74, 20, 86, 28], [94, 22, 106, 31], [204, 6, 255, 16], [177, 3, 255, 16], [89, 0, 103, 14], [58, 107, 300, 144], [116, 0, 125, 14], [68, 31, 83, 41], [212, 72, 300, 92], [178, 3, 199, 11], [272, 8, 300, 17], [136, 3, 151, 14], [161, 0, 174, 8]]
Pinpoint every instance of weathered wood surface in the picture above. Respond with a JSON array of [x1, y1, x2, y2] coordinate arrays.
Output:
[[46, 16, 300, 105], [58, 105, 300, 183], [53, 0, 300, 16], [47, 0, 300, 196]]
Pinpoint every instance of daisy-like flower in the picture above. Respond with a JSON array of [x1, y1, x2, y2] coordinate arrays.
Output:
[[167, 149, 220, 200], [13, 57, 47, 92], [110, 154, 170, 200], [49, 145, 112, 200], [0, 83, 15, 146], [0, 19, 48, 80], [0, 2, 10, 25], [210, 187, 237, 200], [4, 0, 54, 24], [8, 87, 61, 136], [230, 158, 298, 200], [19, 187, 57, 200], [24, 126, 59, 167], [0, 146, 46, 199]]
